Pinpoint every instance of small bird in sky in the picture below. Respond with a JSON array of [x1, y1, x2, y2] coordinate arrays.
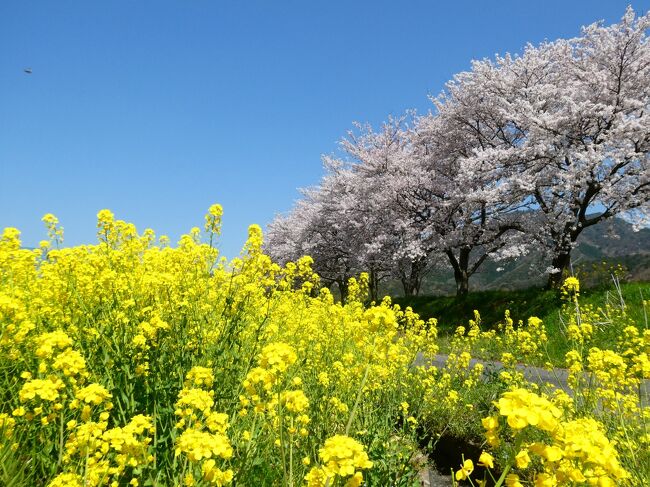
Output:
[[23, 68, 32, 74]]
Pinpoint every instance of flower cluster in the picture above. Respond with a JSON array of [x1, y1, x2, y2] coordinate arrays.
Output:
[[478, 388, 629, 487], [174, 367, 233, 486], [305, 435, 373, 486], [2, 209, 647, 486], [495, 388, 562, 432], [55, 414, 154, 487]]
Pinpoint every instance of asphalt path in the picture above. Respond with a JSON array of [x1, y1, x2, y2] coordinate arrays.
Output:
[[415, 353, 650, 405]]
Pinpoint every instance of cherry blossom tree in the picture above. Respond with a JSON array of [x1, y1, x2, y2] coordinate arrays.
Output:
[[265, 172, 360, 300], [451, 7, 650, 287], [335, 116, 434, 297], [401, 108, 530, 296], [267, 117, 430, 300], [268, 7, 650, 296]]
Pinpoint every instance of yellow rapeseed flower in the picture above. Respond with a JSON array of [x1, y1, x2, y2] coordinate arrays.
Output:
[[455, 459, 474, 481]]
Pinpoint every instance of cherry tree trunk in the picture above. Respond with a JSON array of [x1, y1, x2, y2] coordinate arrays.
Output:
[[401, 258, 425, 297], [546, 226, 582, 289], [401, 277, 418, 297], [448, 247, 471, 297], [454, 269, 470, 297], [368, 269, 379, 303], [336, 278, 349, 304], [546, 251, 572, 289]]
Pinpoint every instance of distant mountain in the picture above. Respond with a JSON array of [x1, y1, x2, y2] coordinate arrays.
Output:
[[381, 217, 650, 296], [575, 217, 650, 258]]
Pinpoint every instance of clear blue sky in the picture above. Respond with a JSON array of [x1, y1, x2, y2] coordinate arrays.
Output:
[[1, 0, 646, 257]]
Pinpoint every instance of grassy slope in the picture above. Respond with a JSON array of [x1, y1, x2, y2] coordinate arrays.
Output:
[[393, 281, 650, 365]]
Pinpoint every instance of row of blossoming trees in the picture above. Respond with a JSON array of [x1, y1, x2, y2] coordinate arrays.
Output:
[[265, 8, 650, 299]]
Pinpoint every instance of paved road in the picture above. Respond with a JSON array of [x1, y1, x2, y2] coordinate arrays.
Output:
[[415, 353, 650, 405]]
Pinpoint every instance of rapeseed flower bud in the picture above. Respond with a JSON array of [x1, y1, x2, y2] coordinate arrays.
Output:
[[317, 372, 330, 387], [204, 204, 224, 236], [280, 389, 309, 413], [561, 277, 580, 296], [185, 366, 215, 389], [258, 342, 297, 374], [205, 412, 229, 434], [52, 349, 87, 377], [0, 413, 16, 439], [176, 388, 214, 417]]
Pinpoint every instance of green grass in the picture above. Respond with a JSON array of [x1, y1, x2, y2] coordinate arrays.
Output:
[[393, 281, 650, 365]]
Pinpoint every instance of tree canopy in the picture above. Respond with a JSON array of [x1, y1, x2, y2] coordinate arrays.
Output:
[[266, 8, 650, 298]]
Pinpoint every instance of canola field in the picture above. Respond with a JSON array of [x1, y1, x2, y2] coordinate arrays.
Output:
[[1, 206, 648, 486]]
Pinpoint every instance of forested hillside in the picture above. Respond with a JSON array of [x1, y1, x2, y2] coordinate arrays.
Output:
[[381, 217, 650, 296]]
